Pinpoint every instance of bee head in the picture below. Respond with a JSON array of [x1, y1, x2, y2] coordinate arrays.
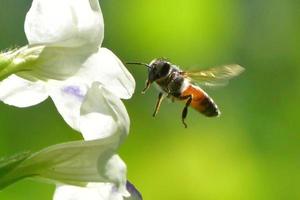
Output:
[[148, 58, 171, 82], [125, 58, 172, 94]]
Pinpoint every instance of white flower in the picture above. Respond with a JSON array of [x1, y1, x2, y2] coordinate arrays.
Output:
[[54, 181, 143, 200], [0, 86, 141, 199], [0, 0, 139, 199], [0, 0, 135, 140]]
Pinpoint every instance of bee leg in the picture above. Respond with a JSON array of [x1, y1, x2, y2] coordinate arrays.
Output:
[[153, 92, 164, 117], [142, 80, 151, 94], [180, 95, 193, 128]]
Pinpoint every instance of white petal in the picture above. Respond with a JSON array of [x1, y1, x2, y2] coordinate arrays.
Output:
[[77, 48, 135, 99], [17, 47, 135, 95], [52, 155, 128, 200], [48, 81, 129, 141], [54, 183, 124, 200], [16, 139, 125, 185], [53, 181, 143, 200], [18, 47, 94, 81], [103, 155, 127, 188], [0, 75, 48, 107], [47, 78, 88, 131], [80, 83, 130, 141], [25, 0, 104, 48]]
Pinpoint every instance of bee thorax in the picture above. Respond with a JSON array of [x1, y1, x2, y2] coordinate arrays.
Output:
[[179, 79, 190, 93]]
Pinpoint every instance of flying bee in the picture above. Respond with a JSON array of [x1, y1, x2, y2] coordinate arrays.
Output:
[[127, 58, 244, 128]]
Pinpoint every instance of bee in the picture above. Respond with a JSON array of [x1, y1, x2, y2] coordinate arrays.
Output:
[[127, 58, 244, 128]]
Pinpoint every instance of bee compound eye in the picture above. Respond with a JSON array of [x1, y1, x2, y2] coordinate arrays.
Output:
[[160, 63, 170, 76]]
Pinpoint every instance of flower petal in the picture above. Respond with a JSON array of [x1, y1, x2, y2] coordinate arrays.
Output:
[[125, 181, 143, 200], [47, 78, 88, 131], [53, 181, 142, 200], [0, 75, 48, 107], [54, 183, 125, 200], [80, 83, 130, 141], [14, 139, 124, 185], [77, 48, 135, 99], [48, 81, 129, 141], [52, 155, 129, 200], [19, 47, 94, 81], [25, 0, 104, 48]]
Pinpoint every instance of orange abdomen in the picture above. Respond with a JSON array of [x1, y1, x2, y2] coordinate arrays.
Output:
[[181, 85, 220, 117]]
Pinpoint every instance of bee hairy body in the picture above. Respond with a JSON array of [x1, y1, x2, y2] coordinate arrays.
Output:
[[127, 58, 244, 127], [155, 67, 220, 117], [180, 85, 220, 117]]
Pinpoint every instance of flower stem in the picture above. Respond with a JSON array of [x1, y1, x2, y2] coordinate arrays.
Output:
[[0, 54, 13, 80], [0, 45, 44, 81]]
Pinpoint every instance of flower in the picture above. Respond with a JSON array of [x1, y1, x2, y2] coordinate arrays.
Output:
[[0, 0, 135, 140], [0, 0, 139, 199], [0, 137, 125, 191], [54, 181, 143, 200], [0, 84, 141, 200]]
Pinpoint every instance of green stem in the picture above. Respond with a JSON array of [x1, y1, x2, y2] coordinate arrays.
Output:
[[0, 64, 18, 81], [0, 55, 12, 78], [0, 45, 43, 81]]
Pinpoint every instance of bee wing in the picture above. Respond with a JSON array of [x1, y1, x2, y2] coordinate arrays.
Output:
[[182, 64, 245, 87]]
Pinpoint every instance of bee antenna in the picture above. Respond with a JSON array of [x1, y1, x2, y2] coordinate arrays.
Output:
[[126, 62, 151, 69]]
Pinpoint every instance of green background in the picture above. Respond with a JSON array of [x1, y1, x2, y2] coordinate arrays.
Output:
[[0, 0, 300, 199]]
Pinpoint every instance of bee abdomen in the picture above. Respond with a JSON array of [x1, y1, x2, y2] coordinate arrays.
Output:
[[181, 85, 220, 117], [199, 96, 220, 117]]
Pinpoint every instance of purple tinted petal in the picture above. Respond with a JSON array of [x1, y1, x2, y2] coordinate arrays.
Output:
[[126, 181, 143, 200], [62, 86, 85, 100]]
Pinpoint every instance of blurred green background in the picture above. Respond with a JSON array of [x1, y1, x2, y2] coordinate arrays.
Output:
[[0, 0, 300, 199]]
